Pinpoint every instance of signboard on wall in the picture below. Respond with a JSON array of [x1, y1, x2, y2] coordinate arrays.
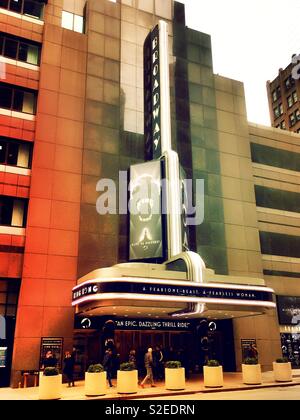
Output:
[[39, 338, 63, 370], [241, 339, 257, 362], [0, 315, 5, 340], [75, 316, 195, 332], [281, 333, 300, 368], [129, 160, 165, 261], [0, 347, 7, 368], [73, 279, 275, 307], [277, 296, 300, 326]]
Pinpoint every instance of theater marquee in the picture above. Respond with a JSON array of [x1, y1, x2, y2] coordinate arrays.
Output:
[[72, 278, 275, 308]]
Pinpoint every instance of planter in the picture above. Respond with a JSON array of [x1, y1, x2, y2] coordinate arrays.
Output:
[[85, 372, 107, 396], [117, 370, 138, 394], [38, 374, 62, 400], [203, 366, 223, 388], [273, 362, 292, 382], [165, 368, 186, 390], [242, 364, 262, 385]]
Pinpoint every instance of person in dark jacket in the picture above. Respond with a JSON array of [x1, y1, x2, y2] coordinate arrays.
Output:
[[248, 343, 259, 362], [63, 351, 75, 387], [103, 349, 114, 387], [42, 351, 57, 369], [129, 349, 137, 369], [153, 346, 164, 380]]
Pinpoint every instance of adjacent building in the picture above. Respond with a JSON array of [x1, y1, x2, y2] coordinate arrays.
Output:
[[267, 61, 300, 133], [0, 0, 299, 388]]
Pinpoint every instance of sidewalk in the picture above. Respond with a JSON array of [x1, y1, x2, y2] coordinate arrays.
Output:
[[1, 372, 300, 400]]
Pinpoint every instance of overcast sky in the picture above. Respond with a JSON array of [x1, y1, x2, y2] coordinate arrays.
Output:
[[180, 0, 300, 126]]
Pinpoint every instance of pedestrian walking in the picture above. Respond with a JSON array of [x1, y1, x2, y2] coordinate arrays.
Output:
[[140, 348, 156, 388], [103, 349, 114, 387], [63, 351, 75, 387]]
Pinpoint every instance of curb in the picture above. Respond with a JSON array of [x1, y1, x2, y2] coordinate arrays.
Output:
[[88, 380, 300, 400]]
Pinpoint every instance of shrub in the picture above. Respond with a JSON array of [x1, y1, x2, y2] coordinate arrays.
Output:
[[87, 364, 104, 373], [276, 357, 289, 364], [244, 358, 258, 365], [165, 361, 182, 369], [120, 362, 136, 371], [43, 367, 59, 376], [206, 360, 220, 367]]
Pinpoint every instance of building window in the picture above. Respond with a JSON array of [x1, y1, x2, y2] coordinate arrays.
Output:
[[251, 143, 300, 173], [274, 104, 283, 119], [0, 137, 32, 168], [272, 86, 281, 103], [274, 106, 280, 119], [0, 32, 41, 65], [289, 109, 300, 127], [255, 185, 300, 214], [0, 83, 37, 114], [279, 103, 283, 115], [293, 91, 298, 103], [285, 75, 295, 91], [289, 112, 296, 126], [61, 10, 84, 33], [0, 0, 45, 20], [280, 120, 286, 130], [287, 91, 298, 108], [0, 196, 28, 227], [0, 279, 20, 318]]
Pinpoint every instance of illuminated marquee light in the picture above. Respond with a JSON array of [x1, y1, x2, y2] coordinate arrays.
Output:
[[72, 277, 274, 293], [72, 292, 276, 310], [72, 277, 276, 310]]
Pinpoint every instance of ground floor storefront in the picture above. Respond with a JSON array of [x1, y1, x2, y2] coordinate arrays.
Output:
[[1, 315, 299, 389], [72, 317, 236, 381]]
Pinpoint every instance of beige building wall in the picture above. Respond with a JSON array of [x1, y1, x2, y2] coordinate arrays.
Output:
[[250, 123, 300, 297], [215, 75, 281, 371]]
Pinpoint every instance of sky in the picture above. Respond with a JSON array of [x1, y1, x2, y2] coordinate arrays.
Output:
[[180, 0, 300, 126]]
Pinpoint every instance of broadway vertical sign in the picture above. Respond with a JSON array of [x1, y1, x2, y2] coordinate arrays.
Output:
[[144, 22, 172, 161], [144, 24, 161, 160]]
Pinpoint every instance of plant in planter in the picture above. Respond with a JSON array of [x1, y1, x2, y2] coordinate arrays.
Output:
[[242, 358, 262, 385], [165, 361, 185, 391], [203, 360, 223, 388], [120, 362, 136, 371], [117, 362, 138, 394], [85, 364, 107, 397], [273, 358, 292, 383], [39, 367, 62, 400]]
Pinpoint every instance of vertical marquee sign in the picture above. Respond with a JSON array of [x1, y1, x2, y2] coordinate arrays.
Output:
[[144, 21, 172, 161], [129, 160, 164, 261]]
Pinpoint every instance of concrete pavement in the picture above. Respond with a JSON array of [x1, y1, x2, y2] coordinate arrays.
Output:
[[0, 371, 299, 400], [141, 385, 300, 400]]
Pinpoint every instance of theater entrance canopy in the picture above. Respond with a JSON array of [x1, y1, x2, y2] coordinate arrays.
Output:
[[72, 260, 276, 322]]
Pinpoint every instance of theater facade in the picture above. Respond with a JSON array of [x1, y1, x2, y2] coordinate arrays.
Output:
[[0, 0, 299, 387]]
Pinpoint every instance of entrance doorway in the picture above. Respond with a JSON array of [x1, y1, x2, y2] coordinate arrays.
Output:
[[73, 318, 236, 379]]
